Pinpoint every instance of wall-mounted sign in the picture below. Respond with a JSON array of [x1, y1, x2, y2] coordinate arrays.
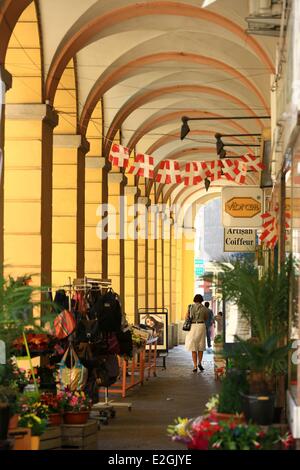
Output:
[[195, 259, 204, 265], [222, 187, 263, 228], [224, 228, 256, 252], [195, 267, 205, 276]]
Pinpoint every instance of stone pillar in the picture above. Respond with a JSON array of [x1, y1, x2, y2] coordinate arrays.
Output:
[[137, 196, 148, 312], [52, 134, 89, 286], [107, 172, 126, 303], [0, 66, 12, 270], [85, 156, 105, 278], [124, 185, 138, 323], [148, 199, 157, 309], [4, 103, 58, 285]]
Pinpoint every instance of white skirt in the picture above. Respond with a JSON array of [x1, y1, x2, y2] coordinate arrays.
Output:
[[185, 323, 206, 352]]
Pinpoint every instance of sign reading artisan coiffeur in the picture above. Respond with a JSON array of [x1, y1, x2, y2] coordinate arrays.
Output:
[[222, 187, 263, 228], [224, 228, 256, 252]]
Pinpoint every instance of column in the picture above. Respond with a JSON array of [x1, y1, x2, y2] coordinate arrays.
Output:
[[4, 103, 58, 285], [52, 134, 89, 287], [148, 200, 156, 309], [124, 186, 138, 323], [137, 196, 148, 312], [0, 66, 12, 270], [85, 156, 105, 278], [107, 172, 126, 303], [181, 227, 196, 316]]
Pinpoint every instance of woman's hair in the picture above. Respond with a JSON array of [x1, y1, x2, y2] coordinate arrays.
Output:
[[193, 294, 203, 303]]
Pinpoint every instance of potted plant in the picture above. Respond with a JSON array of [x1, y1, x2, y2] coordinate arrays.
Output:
[[19, 393, 49, 449], [213, 334, 223, 354], [225, 335, 290, 424], [18, 413, 48, 450], [215, 258, 294, 424], [40, 392, 64, 426], [58, 388, 92, 424], [205, 369, 248, 423]]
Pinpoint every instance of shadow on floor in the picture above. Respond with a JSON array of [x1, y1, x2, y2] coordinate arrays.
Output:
[[96, 345, 218, 450]]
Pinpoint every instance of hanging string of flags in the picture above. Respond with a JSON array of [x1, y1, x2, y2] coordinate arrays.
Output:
[[108, 143, 264, 186], [259, 209, 291, 248]]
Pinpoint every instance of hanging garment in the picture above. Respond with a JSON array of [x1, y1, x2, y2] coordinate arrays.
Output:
[[91, 289, 122, 332], [54, 290, 69, 312]]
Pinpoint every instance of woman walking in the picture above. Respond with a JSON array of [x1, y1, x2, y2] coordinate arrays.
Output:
[[185, 294, 209, 372]]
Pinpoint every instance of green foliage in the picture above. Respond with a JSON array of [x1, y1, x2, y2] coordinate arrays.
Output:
[[209, 421, 291, 450], [224, 335, 291, 376], [0, 272, 55, 357], [216, 257, 294, 342], [0, 385, 20, 416], [218, 370, 249, 414], [19, 414, 48, 436]]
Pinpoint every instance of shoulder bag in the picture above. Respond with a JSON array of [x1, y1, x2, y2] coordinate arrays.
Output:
[[182, 305, 192, 331]]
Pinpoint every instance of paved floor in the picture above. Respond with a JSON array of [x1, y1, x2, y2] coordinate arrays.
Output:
[[95, 345, 218, 450]]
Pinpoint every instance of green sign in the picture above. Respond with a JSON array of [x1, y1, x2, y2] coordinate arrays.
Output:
[[195, 267, 205, 276], [195, 259, 204, 265]]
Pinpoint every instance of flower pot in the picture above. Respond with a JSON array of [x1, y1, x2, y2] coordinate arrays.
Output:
[[213, 412, 245, 424], [63, 411, 89, 425], [0, 404, 10, 440], [9, 414, 19, 430], [48, 413, 62, 426], [240, 391, 275, 425], [30, 435, 40, 450]]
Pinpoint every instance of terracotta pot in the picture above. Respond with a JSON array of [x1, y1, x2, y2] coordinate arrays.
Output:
[[48, 413, 62, 426], [63, 411, 89, 425], [30, 435, 40, 450], [213, 412, 245, 424], [9, 414, 19, 430]]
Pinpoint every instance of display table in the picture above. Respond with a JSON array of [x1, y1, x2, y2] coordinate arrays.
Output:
[[107, 338, 158, 398], [143, 337, 158, 379], [108, 346, 145, 398]]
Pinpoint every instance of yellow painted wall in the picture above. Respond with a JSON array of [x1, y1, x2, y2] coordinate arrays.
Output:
[[85, 104, 103, 277], [181, 232, 195, 319]]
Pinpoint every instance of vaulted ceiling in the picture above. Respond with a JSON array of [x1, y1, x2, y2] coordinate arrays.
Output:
[[1, 0, 275, 202]]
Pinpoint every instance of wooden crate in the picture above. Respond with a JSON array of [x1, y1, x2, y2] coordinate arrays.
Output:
[[40, 426, 62, 450], [61, 420, 98, 450]]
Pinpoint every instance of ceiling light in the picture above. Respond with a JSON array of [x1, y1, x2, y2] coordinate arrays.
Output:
[[180, 117, 190, 140], [204, 177, 211, 191]]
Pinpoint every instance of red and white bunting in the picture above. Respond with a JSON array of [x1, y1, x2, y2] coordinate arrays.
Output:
[[234, 161, 248, 184], [128, 153, 154, 179], [222, 159, 240, 181], [259, 211, 278, 247], [183, 162, 206, 186], [109, 143, 130, 168], [156, 160, 182, 184], [206, 160, 223, 181], [259, 210, 291, 248], [240, 154, 264, 172]]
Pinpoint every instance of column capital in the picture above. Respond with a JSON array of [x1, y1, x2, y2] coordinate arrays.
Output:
[[53, 134, 90, 153], [138, 196, 151, 207], [0, 65, 12, 91], [85, 156, 106, 169], [124, 186, 138, 196], [108, 172, 124, 184], [6, 103, 58, 128]]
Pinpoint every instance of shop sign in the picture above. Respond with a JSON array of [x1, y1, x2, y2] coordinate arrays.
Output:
[[222, 187, 263, 228], [195, 267, 204, 276], [195, 259, 204, 265], [224, 228, 256, 252]]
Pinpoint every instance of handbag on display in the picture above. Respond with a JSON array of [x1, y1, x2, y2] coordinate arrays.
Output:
[[58, 344, 88, 391], [53, 310, 76, 339]]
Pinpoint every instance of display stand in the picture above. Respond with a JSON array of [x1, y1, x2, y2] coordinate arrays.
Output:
[[107, 346, 145, 398], [143, 337, 158, 379]]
